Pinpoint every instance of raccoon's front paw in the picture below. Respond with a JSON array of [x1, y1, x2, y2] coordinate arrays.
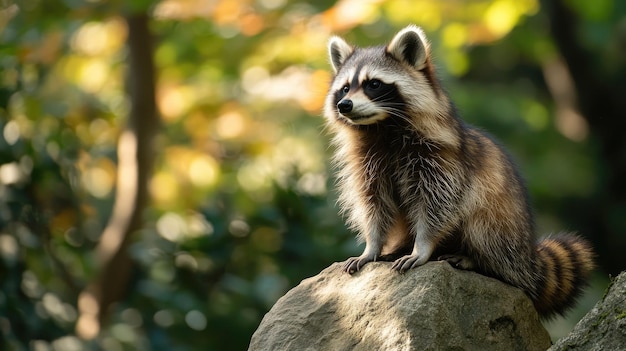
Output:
[[391, 253, 428, 272], [438, 254, 475, 270], [343, 255, 375, 274]]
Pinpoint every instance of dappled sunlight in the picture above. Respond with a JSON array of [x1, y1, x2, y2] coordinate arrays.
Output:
[[442, 22, 467, 48], [18, 0, 543, 234], [0, 234, 19, 263], [150, 171, 180, 204], [2, 120, 20, 145], [76, 289, 100, 339], [41, 292, 78, 324], [51, 60, 122, 112], [442, 49, 470, 76], [214, 110, 247, 139], [156, 211, 213, 242], [153, 0, 214, 20], [61, 19, 127, 95], [312, 267, 431, 348], [236, 136, 326, 197], [169, 147, 219, 184], [0, 162, 25, 185], [211, 0, 246, 25], [158, 84, 196, 122], [1, 0, 615, 349], [185, 310, 207, 331], [188, 154, 219, 187], [70, 19, 127, 57], [174, 250, 216, 274], [80, 158, 116, 199], [305, 69, 333, 112], [484, 0, 537, 38], [150, 146, 221, 206], [5, 97, 33, 139], [320, 0, 384, 31], [155, 0, 266, 36], [156, 212, 188, 242], [385, 0, 442, 30], [183, 111, 212, 141], [241, 65, 327, 111]]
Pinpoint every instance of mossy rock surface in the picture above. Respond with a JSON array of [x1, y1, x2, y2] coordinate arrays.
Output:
[[549, 271, 626, 351]]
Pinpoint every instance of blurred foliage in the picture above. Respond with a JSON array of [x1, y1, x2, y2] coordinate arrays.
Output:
[[0, 0, 624, 350]]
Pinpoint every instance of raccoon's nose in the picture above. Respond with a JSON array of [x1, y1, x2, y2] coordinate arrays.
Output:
[[337, 99, 353, 114]]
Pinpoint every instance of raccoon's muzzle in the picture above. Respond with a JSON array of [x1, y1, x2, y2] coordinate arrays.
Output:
[[337, 99, 353, 114]]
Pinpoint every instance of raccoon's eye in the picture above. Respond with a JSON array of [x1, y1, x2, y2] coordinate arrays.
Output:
[[367, 79, 382, 90], [341, 85, 350, 94]]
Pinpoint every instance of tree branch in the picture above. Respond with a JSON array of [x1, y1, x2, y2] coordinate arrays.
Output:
[[76, 13, 159, 339]]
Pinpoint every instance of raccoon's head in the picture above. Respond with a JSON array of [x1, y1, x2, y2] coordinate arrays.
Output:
[[325, 25, 443, 127]]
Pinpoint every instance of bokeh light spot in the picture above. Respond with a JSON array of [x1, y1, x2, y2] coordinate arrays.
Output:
[[185, 310, 207, 331]]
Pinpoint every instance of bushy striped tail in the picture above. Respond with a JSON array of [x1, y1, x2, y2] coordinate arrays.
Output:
[[533, 233, 595, 318]]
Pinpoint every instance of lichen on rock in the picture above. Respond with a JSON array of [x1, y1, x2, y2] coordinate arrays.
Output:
[[549, 271, 626, 351]]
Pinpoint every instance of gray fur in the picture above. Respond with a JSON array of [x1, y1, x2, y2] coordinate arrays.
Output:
[[324, 25, 595, 318]]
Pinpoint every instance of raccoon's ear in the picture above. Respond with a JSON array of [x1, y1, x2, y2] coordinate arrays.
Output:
[[387, 25, 430, 70], [328, 36, 354, 73]]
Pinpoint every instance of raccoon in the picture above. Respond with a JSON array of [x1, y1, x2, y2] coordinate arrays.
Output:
[[324, 25, 595, 317]]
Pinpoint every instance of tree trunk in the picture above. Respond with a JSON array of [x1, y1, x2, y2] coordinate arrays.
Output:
[[546, 0, 626, 274], [76, 13, 159, 339]]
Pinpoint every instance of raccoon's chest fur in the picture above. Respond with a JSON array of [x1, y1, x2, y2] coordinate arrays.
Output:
[[325, 25, 595, 318], [351, 123, 467, 227]]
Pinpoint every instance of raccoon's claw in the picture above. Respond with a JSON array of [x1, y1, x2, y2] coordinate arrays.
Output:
[[343, 255, 375, 274], [438, 254, 475, 270], [391, 254, 428, 272]]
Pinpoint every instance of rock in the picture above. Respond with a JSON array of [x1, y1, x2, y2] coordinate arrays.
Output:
[[249, 261, 551, 351], [549, 271, 626, 351]]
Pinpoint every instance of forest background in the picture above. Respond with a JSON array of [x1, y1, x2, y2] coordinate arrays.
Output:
[[1, 0, 625, 350]]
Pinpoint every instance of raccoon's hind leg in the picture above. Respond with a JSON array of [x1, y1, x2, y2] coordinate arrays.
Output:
[[377, 247, 412, 262], [437, 254, 476, 270], [432, 229, 474, 269]]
